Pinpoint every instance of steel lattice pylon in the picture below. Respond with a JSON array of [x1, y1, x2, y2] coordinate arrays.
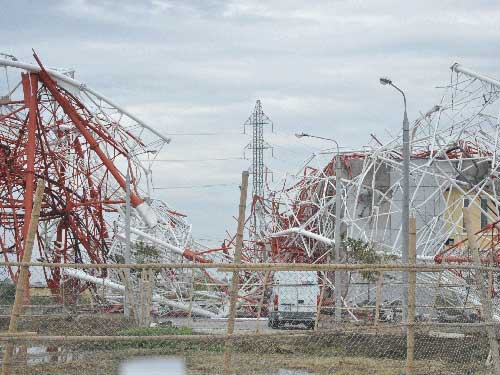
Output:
[[244, 100, 273, 242], [244, 100, 272, 199]]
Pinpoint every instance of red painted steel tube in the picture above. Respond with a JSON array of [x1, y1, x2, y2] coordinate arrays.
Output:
[[32, 53, 144, 208]]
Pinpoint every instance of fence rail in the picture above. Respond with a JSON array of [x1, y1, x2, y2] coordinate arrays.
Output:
[[0, 261, 497, 374]]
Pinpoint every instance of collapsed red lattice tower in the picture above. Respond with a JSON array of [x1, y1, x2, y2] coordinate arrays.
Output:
[[0, 53, 150, 293]]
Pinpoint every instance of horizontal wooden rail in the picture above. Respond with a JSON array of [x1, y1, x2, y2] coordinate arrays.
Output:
[[0, 261, 499, 272], [0, 321, 498, 343]]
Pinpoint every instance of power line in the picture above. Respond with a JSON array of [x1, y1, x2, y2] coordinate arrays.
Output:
[[162, 132, 242, 136], [154, 183, 239, 190], [146, 157, 245, 162]]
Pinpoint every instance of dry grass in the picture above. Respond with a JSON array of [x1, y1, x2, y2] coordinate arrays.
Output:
[[7, 349, 489, 375], [0, 315, 491, 374]]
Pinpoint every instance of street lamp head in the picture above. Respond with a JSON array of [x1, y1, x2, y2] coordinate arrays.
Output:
[[295, 132, 308, 139], [379, 77, 392, 86]]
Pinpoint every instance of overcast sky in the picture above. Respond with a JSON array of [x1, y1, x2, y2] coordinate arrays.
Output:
[[2, 0, 500, 246]]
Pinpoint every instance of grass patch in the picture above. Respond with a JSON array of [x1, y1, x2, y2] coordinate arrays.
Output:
[[118, 325, 194, 336], [26, 349, 489, 375], [86, 325, 224, 352]]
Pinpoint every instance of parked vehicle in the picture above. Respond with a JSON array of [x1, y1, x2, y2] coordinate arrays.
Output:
[[268, 271, 320, 329], [436, 308, 480, 323]]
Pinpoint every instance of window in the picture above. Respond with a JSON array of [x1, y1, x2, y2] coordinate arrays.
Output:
[[481, 198, 488, 229]]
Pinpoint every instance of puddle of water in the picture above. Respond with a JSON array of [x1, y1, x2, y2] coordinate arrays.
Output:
[[119, 357, 185, 374], [3, 345, 80, 365]]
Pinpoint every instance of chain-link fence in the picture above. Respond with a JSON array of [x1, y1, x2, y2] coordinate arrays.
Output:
[[0, 262, 498, 375]]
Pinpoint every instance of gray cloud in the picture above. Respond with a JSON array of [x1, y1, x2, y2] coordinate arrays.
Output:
[[3, 0, 500, 244]]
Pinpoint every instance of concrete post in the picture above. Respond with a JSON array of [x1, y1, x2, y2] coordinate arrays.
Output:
[[124, 166, 131, 318], [374, 271, 384, 326], [402, 109, 410, 324], [334, 154, 342, 322], [406, 217, 417, 375]]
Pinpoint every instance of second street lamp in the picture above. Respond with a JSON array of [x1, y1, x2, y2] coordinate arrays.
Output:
[[295, 132, 343, 323], [379, 77, 410, 324]]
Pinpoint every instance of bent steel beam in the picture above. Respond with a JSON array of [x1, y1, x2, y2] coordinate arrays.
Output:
[[32, 52, 158, 228]]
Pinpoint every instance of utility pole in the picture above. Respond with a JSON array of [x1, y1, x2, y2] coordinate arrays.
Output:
[[224, 171, 249, 374]]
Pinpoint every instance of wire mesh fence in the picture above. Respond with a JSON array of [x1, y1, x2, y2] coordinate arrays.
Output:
[[0, 262, 498, 374]]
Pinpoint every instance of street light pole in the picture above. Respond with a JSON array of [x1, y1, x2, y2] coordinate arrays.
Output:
[[380, 77, 410, 324], [296, 132, 343, 323], [124, 160, 131, 318], [333, 150, 342, 323]]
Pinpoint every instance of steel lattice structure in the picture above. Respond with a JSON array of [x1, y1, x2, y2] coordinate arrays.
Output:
[[0, 53, 254, 318], [244, 100, 274, 199], [267, 64, 500, 261], [244, 100, 273, 242], [0, 53, 197, 302], [250, 63, 500, 317], [2, 53, 499, 319]]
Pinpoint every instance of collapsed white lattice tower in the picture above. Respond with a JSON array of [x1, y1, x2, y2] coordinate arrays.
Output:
[[266, 63, 500, 315]]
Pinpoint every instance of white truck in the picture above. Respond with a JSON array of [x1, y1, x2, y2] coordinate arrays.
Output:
[[268, 271, 320, 329]]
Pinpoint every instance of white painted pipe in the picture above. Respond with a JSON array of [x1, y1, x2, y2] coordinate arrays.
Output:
[[273, 227, 435, 261], [114, 224, 231, 288], [134, 202, 159, 229], [62, 268, 217, 318], [0, 58, 163, 229], [272, 228, 335, 246], [451, 63, 500, 89], [0, 58, 171, 143], [116, 223, 185, 256]]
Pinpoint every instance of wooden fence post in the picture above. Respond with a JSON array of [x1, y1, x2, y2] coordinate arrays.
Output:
[[223, 171, 249, 375], [188, 268, 195, 319], [463, 207, 500, 375], [315, 273, 326, 330], [2, 180, 45, 375], [119, 269, 137, 322], [141, 269, 153, 327], [429, 270, 443, 322], [255, 270, 270, 333]]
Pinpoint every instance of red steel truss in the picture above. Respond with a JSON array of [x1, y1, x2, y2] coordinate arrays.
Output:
[[0, 53, 148, 294]]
